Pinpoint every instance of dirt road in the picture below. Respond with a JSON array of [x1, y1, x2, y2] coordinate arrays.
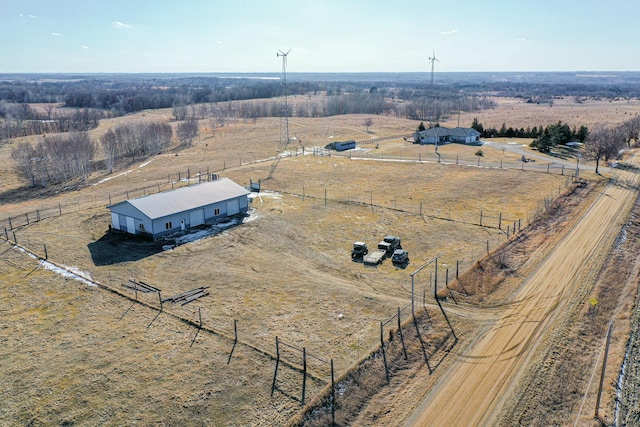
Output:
[[406, 156, 639, 426]]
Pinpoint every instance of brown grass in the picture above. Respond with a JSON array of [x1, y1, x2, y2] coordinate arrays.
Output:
[[1, 97, 639, 425]]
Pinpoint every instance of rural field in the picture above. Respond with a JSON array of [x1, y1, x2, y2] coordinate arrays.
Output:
[[2, 96, 640, 425]]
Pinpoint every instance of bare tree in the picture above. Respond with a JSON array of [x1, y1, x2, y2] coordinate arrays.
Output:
[[363, 117, 374, 133], [100, 129, 118, 174], [176, 118, 199, 148], [172, 101, 188, 121], [69, 131, 95, 180], [585, 124, 625, 174], [11, 141, 37, 187], [622, 116, 640, 147]]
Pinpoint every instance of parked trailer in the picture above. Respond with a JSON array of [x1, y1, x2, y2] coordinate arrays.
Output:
[[335, 140, 356, 151], [363, 236, 402, 266], [325, 140, 356, 152], [363, 249, 386, 266]]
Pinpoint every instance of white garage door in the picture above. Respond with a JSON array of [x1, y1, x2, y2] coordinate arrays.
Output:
[[111, 212, 120, 230], [226, 199, 240, 216], [190, 209, 205, 227], [126, 216, 135, 234]]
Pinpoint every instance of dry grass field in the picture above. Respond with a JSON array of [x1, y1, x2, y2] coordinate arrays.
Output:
[[2, 96, 640, 426]]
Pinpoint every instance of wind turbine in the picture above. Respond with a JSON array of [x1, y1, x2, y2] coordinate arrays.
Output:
[[268, 49, 291, 180], [428, 50, 439, 86], [277, 49, 291, 151]]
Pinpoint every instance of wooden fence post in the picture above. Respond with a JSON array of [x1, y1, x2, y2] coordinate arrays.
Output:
[[271, 336, 280, 396], [398, 307, 408, 360], [595, 321, 613, 419], [498, 212, 502, 230], [58, 203, 62, 216], [380, 321, 389, 383], [331, 359, 336, 426], [302, 347, 307, 404], [44, 244, 48, 259], [480, 210, 483, 226]]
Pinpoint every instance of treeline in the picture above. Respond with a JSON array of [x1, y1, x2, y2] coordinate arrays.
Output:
[[0, 102, 102, 140], [171, 94, 494, 123], [11, 132, 95, 187], [585, 116, 640, 173], [12, 121, 176, 187], [470, 117, 588, 145], [100, 122, 173, 173]]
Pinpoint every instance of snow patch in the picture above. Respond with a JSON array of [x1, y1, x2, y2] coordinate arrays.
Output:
[[172, 208, 259, 246], [40, 260, 98, 287], [15, 246, 37, 259], [94, 169, 136, 185]]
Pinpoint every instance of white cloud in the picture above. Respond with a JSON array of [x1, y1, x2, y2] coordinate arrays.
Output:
[[440, 29, 459, 35], [81, 45, 90, 49], [216, 40, 223, 45], [29, 15, 37, 18], [112, 21, 130, 29], [52, 32, 62, 37], [517, 38, 526, 41]]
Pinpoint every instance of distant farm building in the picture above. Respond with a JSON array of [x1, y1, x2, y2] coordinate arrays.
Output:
[[107, 178, 250, 240], [414, 127, 481, 145], [325, 140, 356, 151]]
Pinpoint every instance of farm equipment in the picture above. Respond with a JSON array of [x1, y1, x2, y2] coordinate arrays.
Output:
[[391, 249, 409, 265], [351, 241, 369, 259], [363, 235, 402, 266]]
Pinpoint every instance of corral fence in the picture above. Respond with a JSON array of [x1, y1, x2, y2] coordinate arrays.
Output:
[[0, 170, 573, 425], [0, 143, 581, 424]]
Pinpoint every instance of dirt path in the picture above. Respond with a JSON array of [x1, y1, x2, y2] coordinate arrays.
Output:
[[406, 154, 640, 426]]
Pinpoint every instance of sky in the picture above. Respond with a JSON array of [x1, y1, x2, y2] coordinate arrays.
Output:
[[1, 0, 639, 74]]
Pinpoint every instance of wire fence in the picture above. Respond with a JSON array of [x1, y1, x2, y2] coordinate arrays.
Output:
[[0, 141, 581, 422], [0, 169, 574, 424]]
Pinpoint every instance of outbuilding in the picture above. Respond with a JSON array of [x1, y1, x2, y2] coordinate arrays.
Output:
[[107, 177, 250, 240], [414, 126, 481, 145]]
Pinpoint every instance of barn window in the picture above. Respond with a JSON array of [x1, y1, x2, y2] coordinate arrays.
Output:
[[214, 208, 220, 216], [139, 223, 145, 231], [165, 221, 172, 230]]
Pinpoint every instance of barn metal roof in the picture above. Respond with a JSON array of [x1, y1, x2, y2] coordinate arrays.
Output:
[[110, 178, 249, 220], [416, 126, 480, 138]]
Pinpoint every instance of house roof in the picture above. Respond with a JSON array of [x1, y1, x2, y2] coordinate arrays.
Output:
[[109, 178, 249, 220], [417, 126, 480, 138]]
